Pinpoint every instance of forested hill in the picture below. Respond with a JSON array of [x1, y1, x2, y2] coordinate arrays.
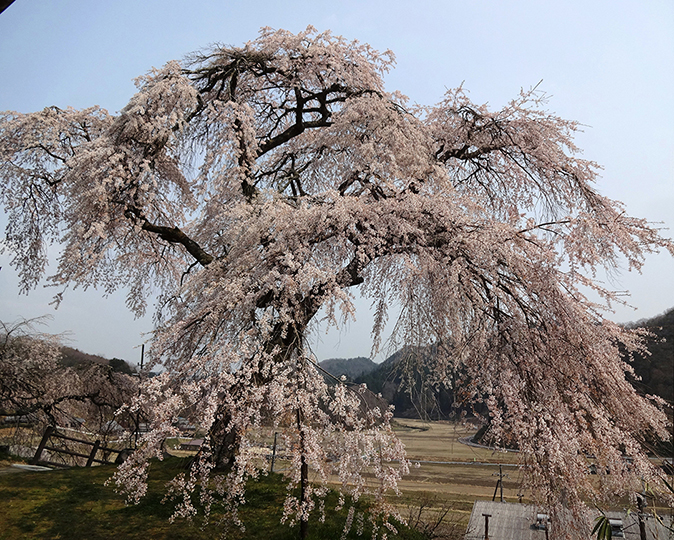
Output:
[[354, 347, 460, 420], [626, 307, 674, 403], [321, 306, 674, 420], [60, 346, 136, 375], [318, 357, 378, 381]]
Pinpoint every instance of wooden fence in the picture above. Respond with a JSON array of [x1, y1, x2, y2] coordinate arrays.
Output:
[[31, 425, 126, 467]]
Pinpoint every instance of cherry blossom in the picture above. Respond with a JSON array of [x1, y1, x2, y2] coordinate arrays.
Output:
[[1, 26, 672, 538]]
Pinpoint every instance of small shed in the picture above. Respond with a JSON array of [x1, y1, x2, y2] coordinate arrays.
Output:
[[179, 438, 204, 451]]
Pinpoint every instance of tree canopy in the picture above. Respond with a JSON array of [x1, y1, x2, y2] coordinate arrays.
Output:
[[1, 27, 672, 538]]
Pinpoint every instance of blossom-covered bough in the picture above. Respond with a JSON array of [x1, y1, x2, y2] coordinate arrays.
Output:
[[1, 27, 672, 538]]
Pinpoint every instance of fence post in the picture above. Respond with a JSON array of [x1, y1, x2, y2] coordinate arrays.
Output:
[[31, 425, 54, 465], [86, 440, 101, 467]]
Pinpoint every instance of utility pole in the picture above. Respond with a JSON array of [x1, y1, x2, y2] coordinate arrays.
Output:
[[492, 464, 509, 502], [270, 432, 278, 473], [0, 1, 17, 16], [297, 408, 309, 540], [133, 344, 144, 449]]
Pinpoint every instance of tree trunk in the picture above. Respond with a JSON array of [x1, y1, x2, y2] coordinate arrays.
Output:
[[637, 494, 647, 540], [208, 406, 241, 470], [297, 408, 309, 540]]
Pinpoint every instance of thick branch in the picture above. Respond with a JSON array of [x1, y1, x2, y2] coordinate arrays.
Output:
[[125, 207, 214, 266], [437, 143, 503, 162]]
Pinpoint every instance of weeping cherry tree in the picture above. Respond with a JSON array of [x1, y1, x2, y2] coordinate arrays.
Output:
[[1, 27, 672, 539]]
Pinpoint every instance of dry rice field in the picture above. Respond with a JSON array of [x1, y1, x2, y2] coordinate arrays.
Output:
[[389, 419, 524, 524]]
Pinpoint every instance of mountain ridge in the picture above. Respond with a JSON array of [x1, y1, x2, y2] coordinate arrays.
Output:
[[318, 356, 378, 381]]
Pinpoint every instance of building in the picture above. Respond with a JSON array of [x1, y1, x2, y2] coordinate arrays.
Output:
[[465, 501, 549, 540], [464, 500, 672, 540]]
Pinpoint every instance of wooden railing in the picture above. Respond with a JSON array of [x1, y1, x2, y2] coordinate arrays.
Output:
[[31, 425, 126, 467]]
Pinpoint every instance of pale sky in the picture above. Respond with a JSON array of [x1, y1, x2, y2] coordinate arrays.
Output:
[[1, 0, 672, 364]]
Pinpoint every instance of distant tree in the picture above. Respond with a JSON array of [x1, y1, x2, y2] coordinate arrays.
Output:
[[108, 358, 135, 375], [1, 27, 672, 538], [0, 317, 65, 422]]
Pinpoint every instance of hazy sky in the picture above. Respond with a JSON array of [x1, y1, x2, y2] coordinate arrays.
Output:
[[1, 0, 672, 364]]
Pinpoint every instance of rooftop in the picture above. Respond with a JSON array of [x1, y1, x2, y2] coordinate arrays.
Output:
[[464, 500, 673, 540]]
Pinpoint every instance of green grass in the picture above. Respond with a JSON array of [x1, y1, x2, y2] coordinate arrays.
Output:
[[0, 458, 424, 540]]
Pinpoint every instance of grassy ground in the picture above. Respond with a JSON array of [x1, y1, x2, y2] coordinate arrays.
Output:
[[0, 420, 503, 539], [4, 420, 670, 539], [0, 456, 424, 540]]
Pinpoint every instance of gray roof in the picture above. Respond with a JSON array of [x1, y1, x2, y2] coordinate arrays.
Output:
[[465, 501, 547, 540], [464, 501, 673, 540], [603, 510, 673, 540]]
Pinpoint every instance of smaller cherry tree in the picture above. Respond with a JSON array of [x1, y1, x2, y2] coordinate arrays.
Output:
[[1, 27, 672, 539], [0, 317, 139, 440], [1, 317, 66, 423]]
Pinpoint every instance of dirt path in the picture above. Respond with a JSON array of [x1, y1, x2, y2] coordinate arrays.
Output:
[[0, 461, 52, 475]]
